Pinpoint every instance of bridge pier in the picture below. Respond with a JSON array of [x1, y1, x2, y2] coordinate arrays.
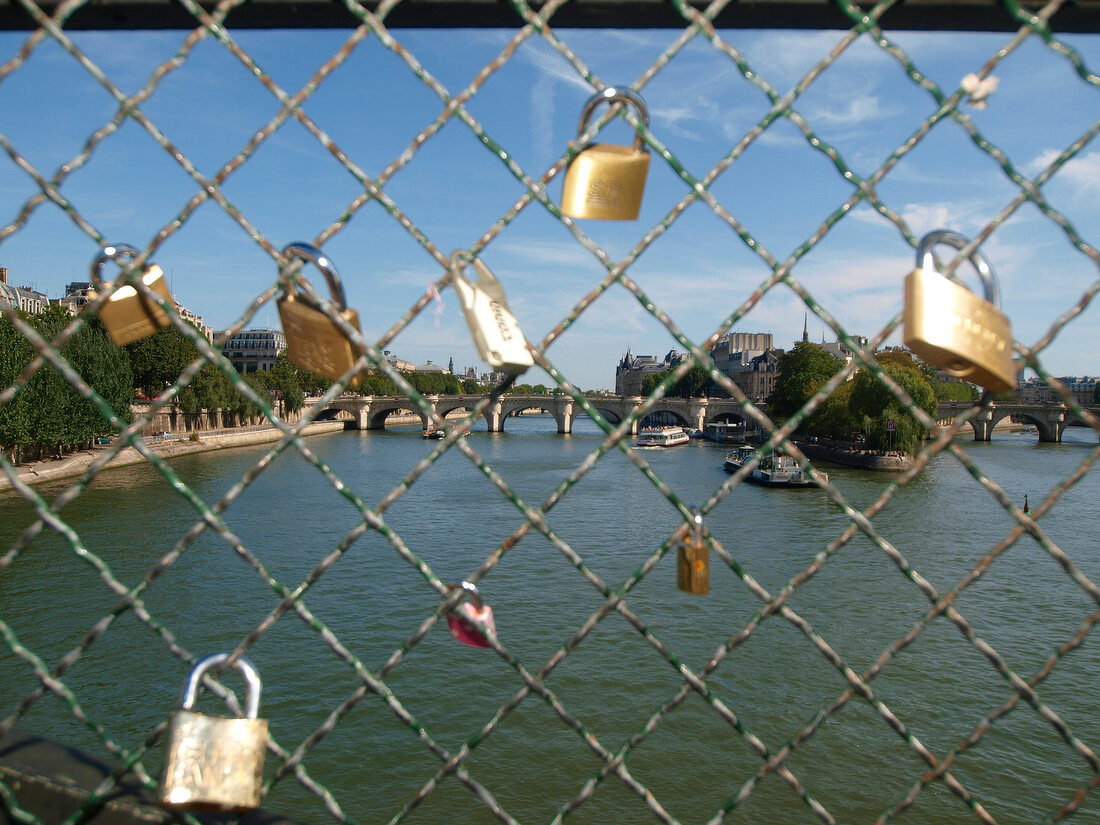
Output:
[[486, 398, 504, 433], [555, 398, 574, 434]]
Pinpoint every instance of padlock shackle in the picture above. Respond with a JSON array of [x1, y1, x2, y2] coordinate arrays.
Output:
[[917, 230, 1000, 308], [90, 244, 142, 287], [690, 507, 704, 544], [577, 87, 649, 154], [446, 580, 483, 610], [180, 652, 262, 719], [281, 242, 348, 311]]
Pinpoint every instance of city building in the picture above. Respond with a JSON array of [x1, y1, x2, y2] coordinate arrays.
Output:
[[1017, 376, 1097, 406], [724, 348, 782, 404], [381, 350, 416, 372], [615, 348, 687, 395], [220, 328, 286, 374], [56, 280, 94, 315], [0, 267, 49, 316], [710, 332, 774, 374]]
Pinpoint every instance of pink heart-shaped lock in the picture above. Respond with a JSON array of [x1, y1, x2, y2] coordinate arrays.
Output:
[[446, 581, 496, 648]]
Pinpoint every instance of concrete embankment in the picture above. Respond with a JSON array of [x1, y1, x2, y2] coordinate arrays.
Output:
[[0, 421, 347, 491], [796, 441, 913, 472]]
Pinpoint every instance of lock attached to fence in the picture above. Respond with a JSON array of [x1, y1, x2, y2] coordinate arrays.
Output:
[[159, 652, 267, 813], [676, 508, 709, 595], [561, 87, 651, 220], [902, 230, 1016, 393], [88, 244, 175, 346], [450, 252, 533, 376], [445, 581, 496, 648], [277, 242, 364, 384]]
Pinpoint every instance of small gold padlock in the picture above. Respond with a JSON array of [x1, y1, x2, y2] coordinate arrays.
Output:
[[278, 242, 364, 385], [88, 244, 175, 346], [677, 508, 709, 595], [561, 87, 651, 220], [159, 652, 267, 812], [902, 230, 1016, 393]]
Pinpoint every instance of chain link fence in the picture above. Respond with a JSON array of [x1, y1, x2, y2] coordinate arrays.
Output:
[[2, 0, 1100, 823]]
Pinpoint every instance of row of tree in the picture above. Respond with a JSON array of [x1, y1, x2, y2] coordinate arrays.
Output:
[[0, 310, 311, 464]]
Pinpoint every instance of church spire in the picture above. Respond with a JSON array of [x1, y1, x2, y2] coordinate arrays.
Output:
[[802, 313, 808, 343]]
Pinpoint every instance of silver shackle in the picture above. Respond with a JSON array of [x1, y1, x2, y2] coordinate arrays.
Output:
[[577, 87, 649, 153], [179, 652, 262, 719], [917, 230, 1000, 309], [90, 244, 142, 287], [281, 242, 349, 312]]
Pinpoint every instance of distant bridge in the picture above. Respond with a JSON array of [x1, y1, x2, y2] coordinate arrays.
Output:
[[310, 394, 752, 434], [308, 394, 1098, 441], [936, 401, 1099, 442]]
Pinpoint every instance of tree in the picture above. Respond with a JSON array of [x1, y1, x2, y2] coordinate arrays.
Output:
[[766, 342, 845, 425], [125, 323, 200, 398], [640, 364, 710, 398], [849, 359, 937, 452], [1, 307, 132, 460]]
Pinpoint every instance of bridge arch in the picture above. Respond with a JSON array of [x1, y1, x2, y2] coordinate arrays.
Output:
[[366, 400, 429, 431]]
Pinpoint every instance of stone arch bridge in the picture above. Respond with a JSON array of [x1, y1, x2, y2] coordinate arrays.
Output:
[[310, 394, 754, 434], [312, 395, 1097, 442], [936, 401, 1098, 442]]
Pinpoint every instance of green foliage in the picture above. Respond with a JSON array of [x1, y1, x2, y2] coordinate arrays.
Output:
[[125, 323, 199, 398], [935, 380, 979, 402], [810, 380, 857, 439], [0, 309, 132, 458], [849, 359, 937, 452], [640, 364, 710, 398], [461, 378, 485, 394], [766, 342, 845, 425]]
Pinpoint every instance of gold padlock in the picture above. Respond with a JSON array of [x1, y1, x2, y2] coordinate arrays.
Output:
[[278, 242, 364, 385], [676, 508, 709, 595], [903, 230, 1016, 393], [561, 87, 651, 220], [88, 244, 175, 346], [159, 652, 267, 812]]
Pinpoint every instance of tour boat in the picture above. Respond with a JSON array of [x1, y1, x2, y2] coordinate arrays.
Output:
[[422, 427, 445, 439], [723, 446, 826, 487], [635, 426, 691, 447]]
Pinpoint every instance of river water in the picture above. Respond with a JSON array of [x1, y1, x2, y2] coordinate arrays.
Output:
[[1, 416, 1098, 825]]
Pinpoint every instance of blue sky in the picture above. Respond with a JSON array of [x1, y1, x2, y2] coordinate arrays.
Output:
[[1, 22, 1098, 391]]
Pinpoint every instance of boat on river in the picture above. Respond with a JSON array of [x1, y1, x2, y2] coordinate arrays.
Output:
[[635, 426, 691, 447], [723, 446, 826, 487], [422, 427, 445, 439]]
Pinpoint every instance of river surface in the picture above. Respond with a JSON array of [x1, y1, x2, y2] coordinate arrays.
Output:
[[1, 416, 1098, 825]]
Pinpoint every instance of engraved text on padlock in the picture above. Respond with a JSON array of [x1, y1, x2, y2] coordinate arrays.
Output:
[[451, 253, 533, 376], [902, 230, 1015, 393], [160, 652, 268, 813], [561, 87, 651, 221]]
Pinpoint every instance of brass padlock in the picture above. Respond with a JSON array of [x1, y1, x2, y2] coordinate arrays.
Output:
[[278, 242, 364, 385], [561, 87, 651, 220], [88, 244, 175, 346], [450, 251, 533, 376], [160, 652, 267, 812], [677, 508, 709, 595], [903, 230, 1016, 393]]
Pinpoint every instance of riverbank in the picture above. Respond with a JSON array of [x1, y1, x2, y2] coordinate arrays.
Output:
[[0, 421, 347, 492], [796, 440, 912, 471]]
